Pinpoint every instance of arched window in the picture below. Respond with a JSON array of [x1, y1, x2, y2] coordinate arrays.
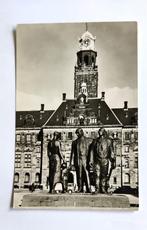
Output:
[[84, 55, 89, 66], [124, 173, 130, 184], [91, 56, 95, 65], [14, 173, 19, 183], [24, 173, 30, 183], [113, 177, 117, 184], [35, 173, 40, 183]]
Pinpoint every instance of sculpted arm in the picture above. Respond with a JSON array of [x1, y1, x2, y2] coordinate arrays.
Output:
[[89, 140, 95, 166], [57, 141, 65, 162], [47, 141, 51, 158], [109, 140, 116, 169], [70, 141, 74, 166]]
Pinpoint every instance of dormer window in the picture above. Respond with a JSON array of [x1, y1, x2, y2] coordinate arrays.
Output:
[[106, 113, 109, 120], [56, 115, 59, 122], [124, 112, 128, 118], [24, 114, 35, 127]]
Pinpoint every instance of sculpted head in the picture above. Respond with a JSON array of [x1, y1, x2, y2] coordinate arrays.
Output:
[[98, 127, 107, 137], [53, 131, 60, 140], [75, 128, 84, 138]]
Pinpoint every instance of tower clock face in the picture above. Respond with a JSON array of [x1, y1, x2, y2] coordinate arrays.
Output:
[[83, 38, 90, 47]]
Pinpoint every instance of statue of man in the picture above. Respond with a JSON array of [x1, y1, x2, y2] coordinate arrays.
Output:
[[48, 131, 65, 193], [70, 128, 90, 193], [90, 128, 116, 193]]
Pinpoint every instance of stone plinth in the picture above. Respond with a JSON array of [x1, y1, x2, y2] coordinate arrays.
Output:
[[21, 193, 130, 209]]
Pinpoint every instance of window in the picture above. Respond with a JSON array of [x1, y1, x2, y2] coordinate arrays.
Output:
[[91, 132, 95, 139], [16, 134, 20, 142], [14, 173, 19, 183], [56, 115, 59, 122], [125, 159, 129, 168], [91, 118, 97, 124], [68, 132, 72, 140], [113, 177, 117, 184], [134, 156, 138, 168], [25, 114, 34, 126], [15, 154, 21, 168], [124, 173, 130, 184], [106, 114, 109, 120], [35, 173, 40, 183], [84, 55, 89, 66], [91, 56, 95, 64], [19, 115, 22, 120], [125, 132, 130, 140], [36, 158, 40, 168], [69, 117, 74, 124], [114, 132, 118, 139], [24, 154, 31, 168], [24, 173, 30, 183], [124, 112, 128, 118], [134, 132, 138, 140], [32, 134, 36, 142], [36, 146, 40, 153], [125, 145, 129, 153], [21, 134, 25, 143], [26, 134, 31, 142]]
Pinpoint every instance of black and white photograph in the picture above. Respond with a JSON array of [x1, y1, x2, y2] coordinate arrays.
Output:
[[13, 22, 138, 209]]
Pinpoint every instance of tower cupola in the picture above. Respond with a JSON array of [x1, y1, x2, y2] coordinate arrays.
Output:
[[79, 31, 96, 51]]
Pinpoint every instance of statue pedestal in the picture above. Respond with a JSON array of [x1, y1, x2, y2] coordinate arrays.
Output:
[[21, 193, 131, 209]]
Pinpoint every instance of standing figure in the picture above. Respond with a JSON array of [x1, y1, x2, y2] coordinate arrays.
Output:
[[70, 128, 90, 193], [90, 128, 116, 193], [48, 132, 65, 193]]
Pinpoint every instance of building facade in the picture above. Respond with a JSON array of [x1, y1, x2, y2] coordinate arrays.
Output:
[[14, 29, 138, 192]]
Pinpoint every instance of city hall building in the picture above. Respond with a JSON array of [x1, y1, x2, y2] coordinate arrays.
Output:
[[14, 29, 138, 191]]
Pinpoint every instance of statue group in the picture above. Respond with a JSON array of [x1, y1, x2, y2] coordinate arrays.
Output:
[[47, 128, 116, 194]]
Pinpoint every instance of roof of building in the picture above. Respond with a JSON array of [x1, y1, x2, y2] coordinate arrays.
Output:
[[16, 102, 138, 129], [112, 108, 138, 127], [81, 31, 96, 40], [44, 98, 122, 127], [16, 110, 54, 128]]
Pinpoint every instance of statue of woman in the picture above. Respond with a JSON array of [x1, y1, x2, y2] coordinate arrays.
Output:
[[48, 132, 65, 193]]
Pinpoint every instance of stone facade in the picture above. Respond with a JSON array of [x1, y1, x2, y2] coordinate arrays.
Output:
[[14, 125, 138, 191], [122, 128, 138, 188], [14, 129, 42, 189]]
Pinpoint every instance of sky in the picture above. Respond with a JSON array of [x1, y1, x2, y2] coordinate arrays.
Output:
[[16, 22, 137, 111]]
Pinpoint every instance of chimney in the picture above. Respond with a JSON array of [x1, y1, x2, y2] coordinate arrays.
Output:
[[101, 91, 105, 101], [40, 104, 44, 113], [62, 93, 66, 101], [124, 101, 128, 110]]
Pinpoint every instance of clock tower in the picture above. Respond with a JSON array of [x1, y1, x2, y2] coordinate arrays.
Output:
[[74, 30, 98, 98]]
